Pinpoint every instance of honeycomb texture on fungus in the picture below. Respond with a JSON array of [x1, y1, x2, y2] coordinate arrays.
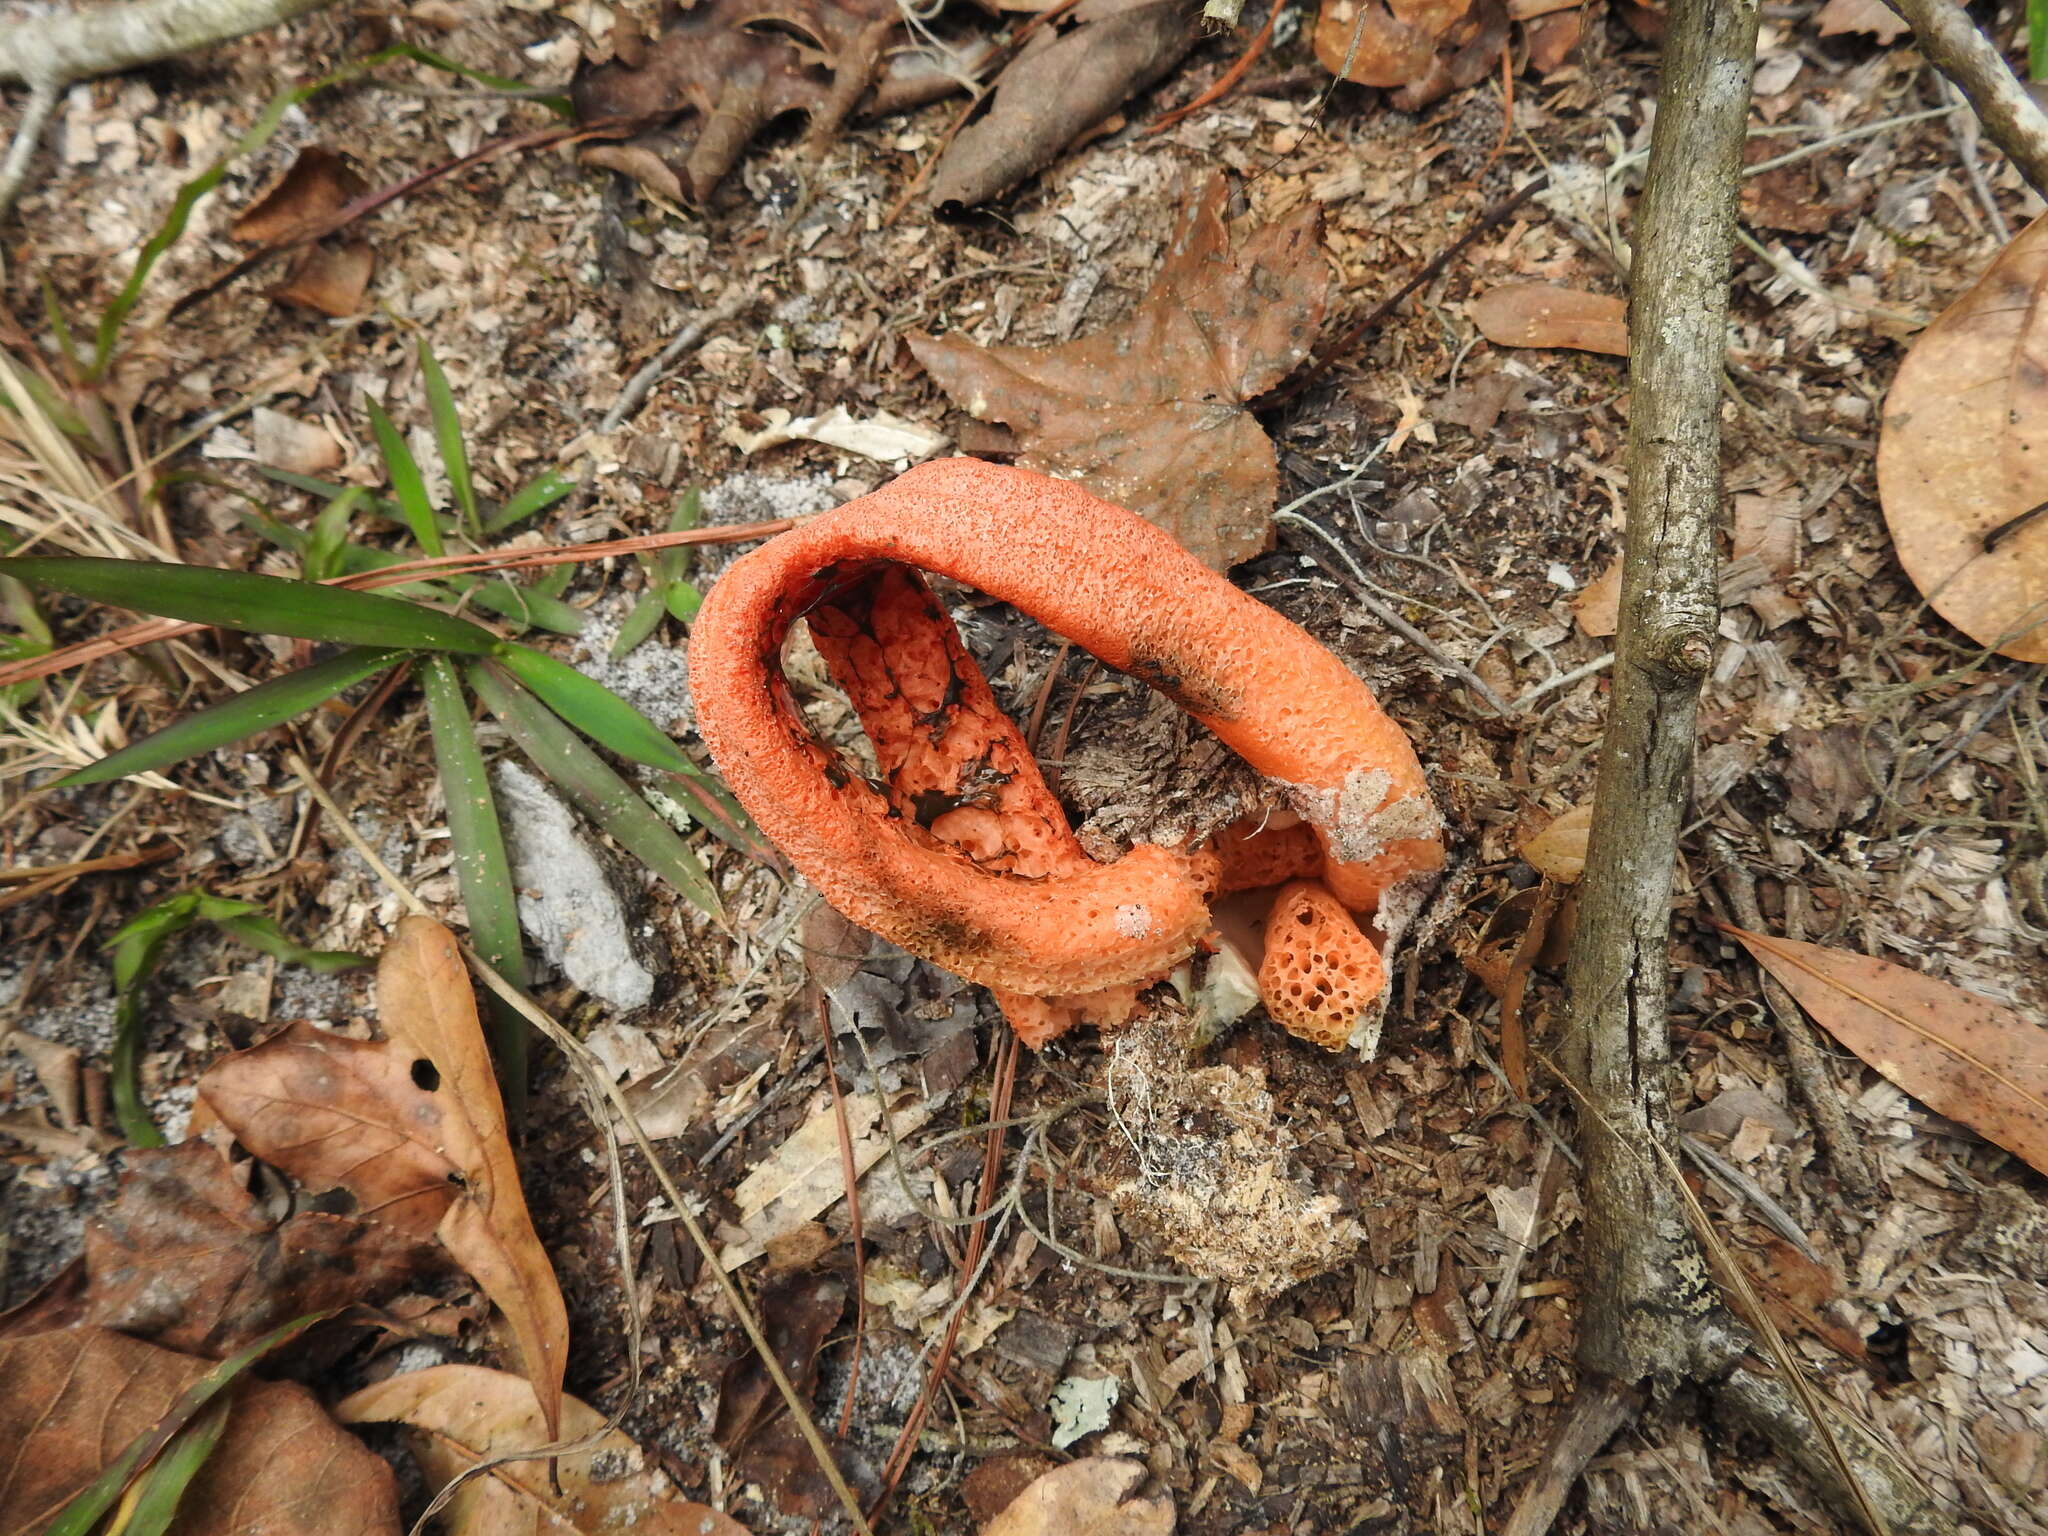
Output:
[[1256, 881, 1389, 1051]]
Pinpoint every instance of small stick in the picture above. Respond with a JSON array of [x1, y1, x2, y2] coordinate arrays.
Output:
[[1885, 0, 2048, 200], [599, 288, 754, 434], [1144, 1, 1282, 136], [1708, 838, 1878, 1200], [814, 990, 869, 1441]]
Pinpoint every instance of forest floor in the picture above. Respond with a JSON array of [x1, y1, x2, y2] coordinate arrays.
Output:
[[3, 2, 2046, 1533]]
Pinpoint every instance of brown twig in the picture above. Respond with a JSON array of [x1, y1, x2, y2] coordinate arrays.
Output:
[[286, 656, 415, 863], [1144, 1, 1282, 136], [868, 1028, 1019, 1523], [814, 989, 868, 1442], [169, 119, 631, 319], [1884, 0, 2048, 200], [0, 841, 175, 884]]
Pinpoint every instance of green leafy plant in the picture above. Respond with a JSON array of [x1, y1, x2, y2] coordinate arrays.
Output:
[[108, 890, 364, 1147], [612, 489, 706, 658], [4, 350, 753, 1119]]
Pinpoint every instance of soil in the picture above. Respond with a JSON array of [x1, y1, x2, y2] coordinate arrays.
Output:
[[3, 3, 2046, 1534]]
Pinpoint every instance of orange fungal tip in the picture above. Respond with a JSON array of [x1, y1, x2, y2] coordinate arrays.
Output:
[[687, 458, 1443, 1050]]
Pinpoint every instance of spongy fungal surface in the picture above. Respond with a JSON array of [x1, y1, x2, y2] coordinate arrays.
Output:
[[1256, 881, 1389, 1052], [689, 459, 1444, 1047]]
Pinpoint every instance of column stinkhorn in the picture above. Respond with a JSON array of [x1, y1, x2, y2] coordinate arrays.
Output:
[[688, 458, 1443, 1051]]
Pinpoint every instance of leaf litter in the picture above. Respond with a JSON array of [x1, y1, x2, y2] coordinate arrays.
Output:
[[200, 917, 569, 1436], [0, 1324, 399, 1536], [1721, 925, 2048, 1179], [1878, 210, 2048, 661], [911, 172, 1328, 570], [336, 1364, 747, 1535]]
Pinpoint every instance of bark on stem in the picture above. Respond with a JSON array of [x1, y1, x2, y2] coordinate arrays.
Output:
[[1565, 0, 1757, 1389], [0, 0, 332, 86], [0, 0, 335, 214], [1886, 0, 2048, 201]]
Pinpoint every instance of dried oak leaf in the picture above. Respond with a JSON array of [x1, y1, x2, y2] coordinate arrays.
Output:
[[336, 1364, 747, 1536], [83, 1141, 442, 1358], [927, 0, 1200, 210], [572, 0, 965, 202], [200, 918, 568, 1438], [983, 1456, 1176, 1536], [1877, 212, 2048, 661], [0, 1326, 399, 1536], [909, 174, 1328, 570], [1813, 0, 1910, 44]]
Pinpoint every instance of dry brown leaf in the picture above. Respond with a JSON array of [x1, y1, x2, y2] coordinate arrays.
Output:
[[1813, 0, 1910, 43], [1520, 802, 1592, 884], [910, 174, 1328, 570], [373, 917, 569, 1439], [1313, 0, 1508, 110], [230, 148, 377, 318], [1722, 925, 2048, 1178], [1471, 283, 1628, 356], [0, 1327, 399, 1536], [199, 1020, 464, 1238], [1314, 0, 1457, 86], [335, 1364, 748, 1536], [714, 1271, 847, 1516], [1573, 555, 1622, 637], [983, 1456, 1176, 1535], [928, 0, 1199, 209], [231, 147, 367, 245], [273, 241, 376, 318], [83, 1141, 442, 1357], [572, 0, 967, 202], [202, 918, 568, 1437], [1877, 213, 2048, 662]]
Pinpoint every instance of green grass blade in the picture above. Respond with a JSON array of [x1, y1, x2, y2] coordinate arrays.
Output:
[[0, 556, 499, 652], [2035, 0, 2048, 79], [253, 465, 399, 519], [418, 341, 478, 540], [663, 581, 703, 623], [652, 488, 702, 583], [386, 40, 572, 115], [56, 646, 403, 788], [212, 913, 365, 973], [362, 395, 443, 557], [118, 1395, 232, 1536], [468, 662, 724, 922], [88, 44, 421, 380], [609, 589, 668, 659], [471, 579, 585, 636], [485, 468, 577, 534], [41, 1311, 334, 1536], [305, 486, 370, 582], [420, 657, 529, 1104], [491, 642, 691, 773], [646, 775, 779, 868]]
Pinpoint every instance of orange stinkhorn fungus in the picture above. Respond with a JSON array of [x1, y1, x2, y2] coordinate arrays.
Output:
[[688, 458, 1443, 1050], [1257, 881, 1390, 1051]]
